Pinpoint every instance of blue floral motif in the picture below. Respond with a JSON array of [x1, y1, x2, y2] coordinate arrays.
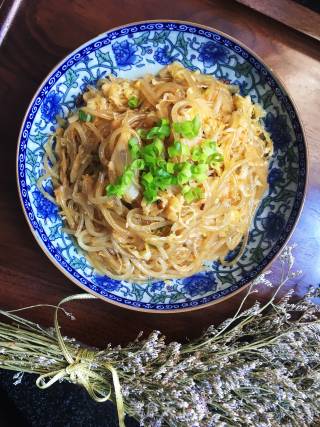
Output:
[[268, 168, 283, 188], [265, 112, 291, 150], [82, 55, 91, 64], [182, 272, 217, 297], [32, 182, 57, 222], [94, 275, 121, 292], [198, 42, 229, 67], [43, 180, 54, 196], [80, 76, 94, 91], [211, 260, 220, 269], [233, 79, 248, 96], [48, 223, 62, 241], [80, 70, 106, 91], [41, 91, 62, 122], [154, 46, 174, 65], [112, 40, 138, 68], [150, 281, 165, 292], [262, 212, 285, 241], [224, 249, 239, 263]]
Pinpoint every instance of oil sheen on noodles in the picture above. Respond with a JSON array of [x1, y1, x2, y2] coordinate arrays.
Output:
[[41, 63, 273, 282]]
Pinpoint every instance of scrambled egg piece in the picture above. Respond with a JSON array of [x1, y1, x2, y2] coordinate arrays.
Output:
[[102, 80, 139, 109]]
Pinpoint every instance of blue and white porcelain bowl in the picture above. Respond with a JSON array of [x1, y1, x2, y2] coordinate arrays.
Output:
[[17, 21, 307, 312]]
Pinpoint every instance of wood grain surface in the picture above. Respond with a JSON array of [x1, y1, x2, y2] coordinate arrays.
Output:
[[0, 0, 319, 348], [235, 0, 320, 41]]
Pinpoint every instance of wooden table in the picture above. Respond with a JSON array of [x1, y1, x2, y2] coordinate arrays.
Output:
[[0, 0, 319, 348]]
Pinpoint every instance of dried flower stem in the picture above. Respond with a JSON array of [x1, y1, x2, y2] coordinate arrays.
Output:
[[0, 245, 319, 426]]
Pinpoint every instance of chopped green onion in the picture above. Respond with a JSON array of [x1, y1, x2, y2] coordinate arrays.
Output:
[[122, 169, 134, 185], [141, 143, 155, 157], [181, 185, 191, 195], [209, 152, 224, 166], [181, 142, 190, 158], [166, 162, 175, 174], [177, 162, 192, 185], [146, 118, 171, 140], [191, 146, 203, 162], [155, 168, 173, 188], [128, 96, 139, 109], [153, 138, 164, 155], [191, 140, 221, 164], [144, 188, 158, 203], [131, 159, 145, 170], [181, 162, 193, 175], [78, 110, 94, 122], [156, 159, 167, 169], [202, 140, 217, 157], [141, 145, 157, 167], [182, 186, 204, 203], [160, 118, 169, 125], [107, 129, 221, 204], [106, 184, 119, 197], [193, 115, 201, 135], [141, 178, 157, 203], [137, 128, 148, 139], [168, 141, 182, 158], [141, 139, 165, 170], [128, 137, 140, 160], [173, 115, 201, 139], [106, 166, 134, 198], [128, 136, 139, 148], [191, 163, 209, 182], [142, 172, 153, 184]]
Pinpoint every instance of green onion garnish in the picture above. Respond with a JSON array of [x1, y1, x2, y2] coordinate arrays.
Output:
[[173, 115, 201, 139], [78, 110, 94, 122], [166, 162, 175, 174], [154, 168, 174, 190], [131, 158, 145, 170], [106, 166, 134, 197], [107, 123, 223, 204], [191, 146, 203, 162], [168, 141, 190, 159], [128, 137, 140, 160], [177, 162, 192, 185], [137, 128, 148, 139], [146, 118, 170, 140], [153, 138, 164, 155], [202, 140, 217, 157], [141, 173, 157, 203], [181, 142, 190, 158], [209, 152, 224, 167], [168, 141, 181, 158], [191, 140, 223, 165], [106, 153, 145, 198], [128, 96, 139, 109], [142, 172, 153, 184], [191, 163, 209, 183], [182, 186, 204, 203]]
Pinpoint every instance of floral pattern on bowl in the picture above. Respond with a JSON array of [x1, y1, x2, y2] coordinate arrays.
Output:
[[17, 21, 307, 312]]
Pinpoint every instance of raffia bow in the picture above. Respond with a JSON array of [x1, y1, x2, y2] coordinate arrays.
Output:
[[34, 294, 125, 427]]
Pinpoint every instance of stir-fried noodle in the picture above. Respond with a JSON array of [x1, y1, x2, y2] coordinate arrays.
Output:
[[41, 63, 273, 281]]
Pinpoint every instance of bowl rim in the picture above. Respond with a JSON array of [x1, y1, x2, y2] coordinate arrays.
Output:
[[16, 19, 309, 314]]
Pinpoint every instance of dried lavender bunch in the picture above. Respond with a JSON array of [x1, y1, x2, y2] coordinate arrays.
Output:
[[0, 245, 319, 427]]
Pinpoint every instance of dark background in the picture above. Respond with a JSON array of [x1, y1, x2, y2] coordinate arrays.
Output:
[[0, 371, 138, 426], [294, 0, 320, 13]]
